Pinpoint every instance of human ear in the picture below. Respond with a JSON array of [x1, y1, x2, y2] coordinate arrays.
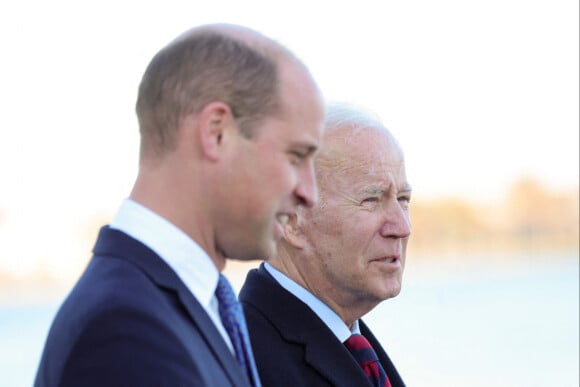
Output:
[[282, 213, 308, 249], [197, 101, 235, 161]]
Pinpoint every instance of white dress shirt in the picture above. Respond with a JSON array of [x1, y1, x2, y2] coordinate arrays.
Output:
[[110, 198, 234, 352], [264, 262, 360, 343]]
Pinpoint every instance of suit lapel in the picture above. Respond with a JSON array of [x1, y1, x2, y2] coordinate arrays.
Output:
[[173, 287, 249, 387], [302, 333, 374, 386], [92, 226, 250, 387]]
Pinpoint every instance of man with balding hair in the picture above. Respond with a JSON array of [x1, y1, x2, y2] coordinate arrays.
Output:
[[35, 24, 324, 387], [240, 104, 410, 387]]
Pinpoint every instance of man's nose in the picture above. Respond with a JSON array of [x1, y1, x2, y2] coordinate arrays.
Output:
[[380, 200, 411, 238], [294, 165, 319, 208]]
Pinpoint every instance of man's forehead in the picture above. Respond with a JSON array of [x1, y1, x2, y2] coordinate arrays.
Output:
[[324, 131, 403, 170], [318, 130, 407, 188], [325, 124, 397, 151], [320, 154, 405, 188]]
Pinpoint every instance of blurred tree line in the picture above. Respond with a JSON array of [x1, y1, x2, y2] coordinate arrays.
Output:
[[408, 178, 579, 257], [0, 178, 578, 286]]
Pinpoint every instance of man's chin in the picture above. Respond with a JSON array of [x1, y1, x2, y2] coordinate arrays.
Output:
[[382, 283, 403, 300], [231, 239, 277, 262]]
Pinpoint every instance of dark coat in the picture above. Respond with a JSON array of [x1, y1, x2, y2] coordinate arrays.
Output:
[[239, 264, 405, 387], [34, 226, 251, 387]]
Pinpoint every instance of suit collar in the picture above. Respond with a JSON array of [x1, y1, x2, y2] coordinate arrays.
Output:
[[92, 226, 251, 387], [110, 199, 219, 309], [264, 262, 355, 342]]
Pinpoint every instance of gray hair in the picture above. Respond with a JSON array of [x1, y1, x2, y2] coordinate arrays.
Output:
[[323, 102, 387, 135], [314, 102, 400, 205]]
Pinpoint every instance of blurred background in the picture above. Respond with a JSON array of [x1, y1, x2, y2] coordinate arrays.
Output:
[[0, 0, 578, 386]]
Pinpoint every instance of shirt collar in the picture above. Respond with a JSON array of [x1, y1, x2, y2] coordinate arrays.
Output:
[[110, 199, 219, 308], [264, 262, 360, 343]]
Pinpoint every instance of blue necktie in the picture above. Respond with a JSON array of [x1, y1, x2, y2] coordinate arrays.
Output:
[[215, 274, 261, 387]]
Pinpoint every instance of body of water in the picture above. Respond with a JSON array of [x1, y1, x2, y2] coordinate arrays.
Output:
[[1, 253, 578, 387]]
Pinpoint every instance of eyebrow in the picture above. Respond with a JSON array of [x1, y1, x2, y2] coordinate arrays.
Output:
[[362, 187, 386, 196], [362, 184, 413, 196], [400, 184, 413, 194]]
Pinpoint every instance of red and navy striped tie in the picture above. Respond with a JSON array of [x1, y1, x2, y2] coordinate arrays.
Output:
[[344, 334, 392, 387]]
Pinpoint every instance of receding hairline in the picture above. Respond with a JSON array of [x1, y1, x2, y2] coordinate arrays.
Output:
[[323, 102, 387, 133], [319, 102, 403, 162], [171, 23, 295, 63], [136, 22, 317, 157], [321, 105, 402, 175], [308, 104, 408, 208], [168, 23, 315, 124]]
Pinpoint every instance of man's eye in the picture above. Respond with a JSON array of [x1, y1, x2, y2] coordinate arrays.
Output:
[[290, 151, 307, 164], [398, 196, 411, 208], [362, 197, 379, 205]]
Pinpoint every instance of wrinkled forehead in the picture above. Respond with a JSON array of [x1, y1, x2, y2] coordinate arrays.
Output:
[[324, 126, 404, 172], [314, 127, 406, 197]]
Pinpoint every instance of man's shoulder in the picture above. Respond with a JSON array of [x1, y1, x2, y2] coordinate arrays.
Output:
[[36, 248, 231, 387], [239, 265, 297, 317], [240, 265, 338, 347], [50, 252, 176, 344]]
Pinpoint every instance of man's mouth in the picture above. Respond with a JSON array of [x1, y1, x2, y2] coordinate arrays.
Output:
[[371, 256, 400, 264]]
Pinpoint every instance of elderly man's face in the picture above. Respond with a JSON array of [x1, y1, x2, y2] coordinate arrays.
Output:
[[301, 128, 411, 306]]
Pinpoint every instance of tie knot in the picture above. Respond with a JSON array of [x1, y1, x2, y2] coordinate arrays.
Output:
[[345, 334, 381, 368], [345, 334, 375, 354]]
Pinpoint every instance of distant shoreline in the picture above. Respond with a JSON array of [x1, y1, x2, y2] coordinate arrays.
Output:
[[1, 249, 577, 305]]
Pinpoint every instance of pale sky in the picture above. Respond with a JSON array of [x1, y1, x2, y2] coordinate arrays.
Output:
[[0, 0, 578, 278]]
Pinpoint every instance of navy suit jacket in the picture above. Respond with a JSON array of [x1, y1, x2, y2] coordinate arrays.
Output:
[[239, 264, 405, 387], [35, 226, 251, 387]]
